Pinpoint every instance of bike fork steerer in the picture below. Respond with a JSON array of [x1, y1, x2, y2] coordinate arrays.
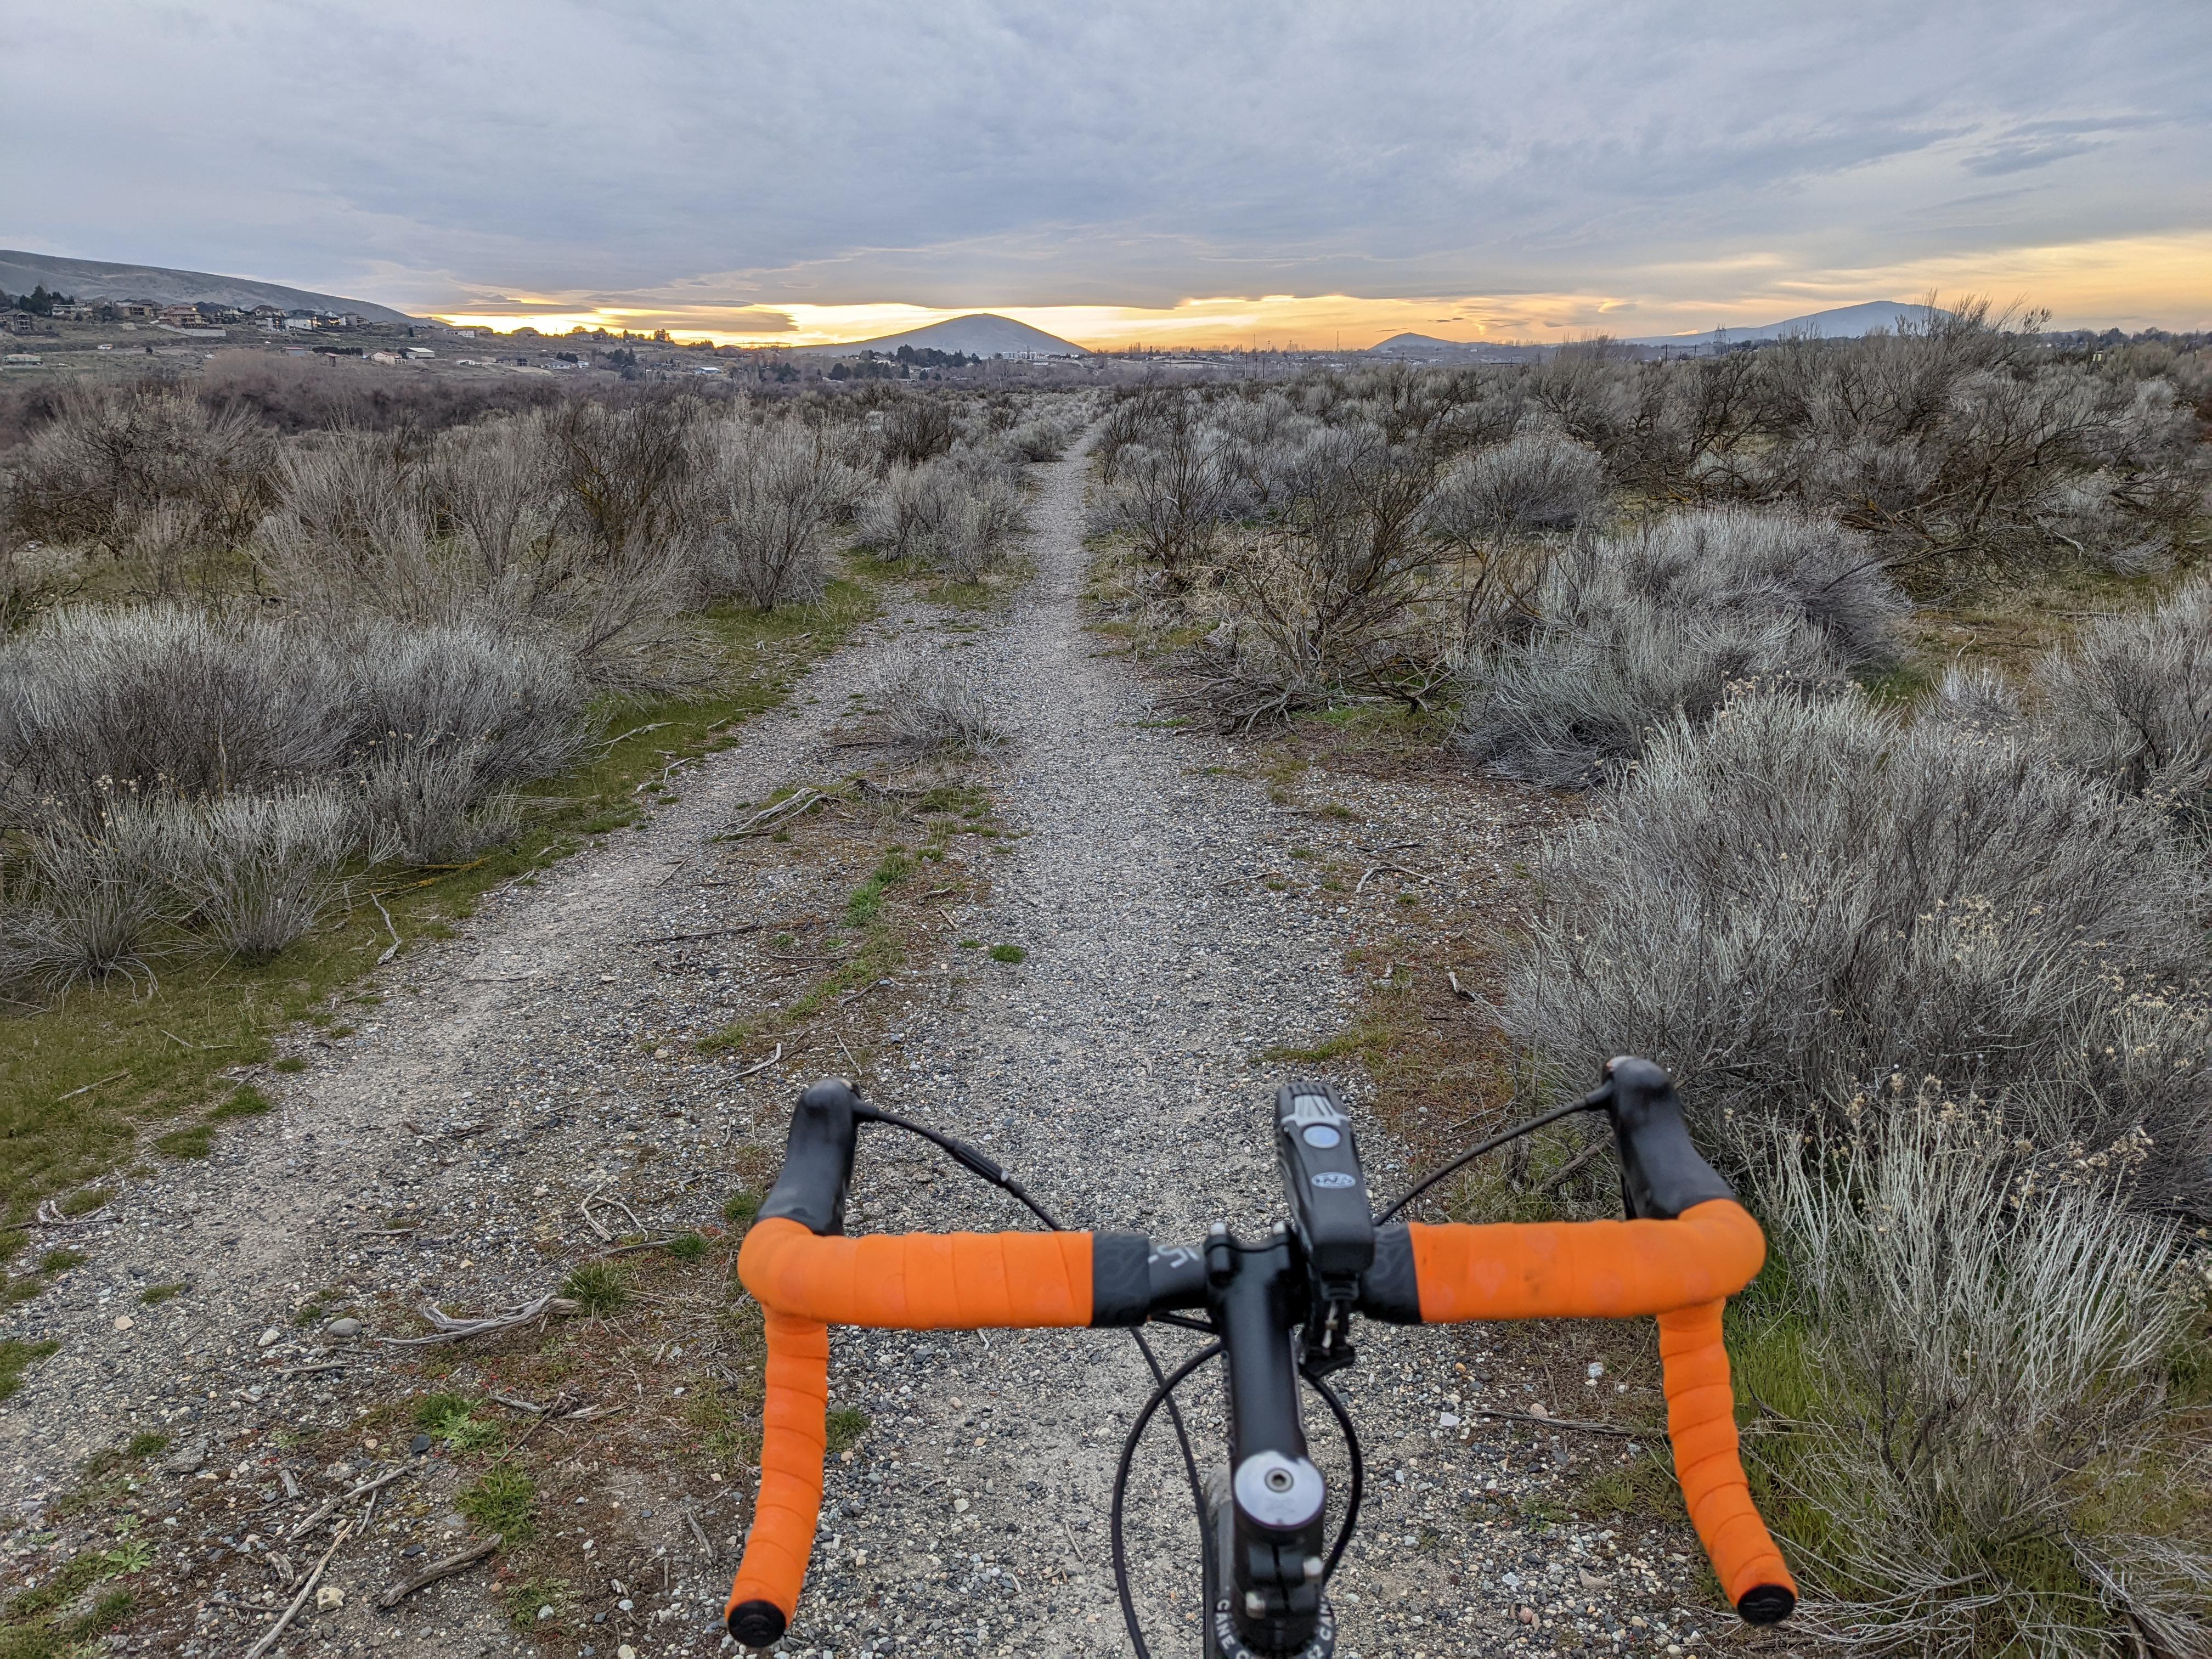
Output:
[[1201, 1226, 1335, 1659]]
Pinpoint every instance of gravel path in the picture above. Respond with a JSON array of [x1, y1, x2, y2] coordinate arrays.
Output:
[[1, 445, 1724, 1659]]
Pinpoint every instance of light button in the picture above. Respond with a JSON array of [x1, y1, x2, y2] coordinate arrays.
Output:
[[1301, 1123, 1341, 1149]]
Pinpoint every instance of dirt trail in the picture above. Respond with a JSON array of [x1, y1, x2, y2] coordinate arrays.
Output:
[[3, 446, 1705, 1658]]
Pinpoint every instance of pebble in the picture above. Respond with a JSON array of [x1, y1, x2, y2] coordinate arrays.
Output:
[[326, 1317, 362, 1339], [411, 1433, 431, 1455], [315, 1585, 345, 1611], [255, 1327, 280, 1348]]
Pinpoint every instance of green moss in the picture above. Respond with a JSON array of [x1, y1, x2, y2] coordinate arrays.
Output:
[[137, 1282, 185, 1305], [988, 944, 1025, 964]]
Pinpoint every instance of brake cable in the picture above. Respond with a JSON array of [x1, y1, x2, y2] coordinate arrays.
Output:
[[850, 1104, 1212, 1657], [1374, 1088, 1609, 1224]]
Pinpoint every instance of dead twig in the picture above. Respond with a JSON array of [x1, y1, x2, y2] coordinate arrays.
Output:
[[245, 1521, 349, 1658], [1353, 863, 1422, 896], [1444, 969, 1479, 1003], [54, 1070, 129, 1103], [1465, 1406, 1641, 1440], [623, 922, 777, 947], [601, 721, 672, 751], [731, 1042, 783, 1078], [1539, 1137, 1612, 1194], [376, 1535, 499, 1610], [375, 1294, 579, 1348], [369, 889, 402, 966], [35, 1195, 116, 1226], [724, 788, 820, 839], [685, 1506, 715, 1562]]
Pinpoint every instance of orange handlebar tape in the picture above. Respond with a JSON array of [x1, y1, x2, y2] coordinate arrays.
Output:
[[725, 1310, 828, 1643], [1407, 1198, 1765, 1323], [1659, 1301, 1797, 1615], [738, 1215, 1096, 1329]]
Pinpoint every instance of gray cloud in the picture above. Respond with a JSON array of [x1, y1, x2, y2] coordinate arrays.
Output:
[[4, 0, 2208, 317]]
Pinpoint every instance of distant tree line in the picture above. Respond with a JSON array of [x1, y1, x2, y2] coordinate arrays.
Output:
[[4, 286, 78, 315]]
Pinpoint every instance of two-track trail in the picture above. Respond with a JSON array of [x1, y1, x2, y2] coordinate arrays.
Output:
[[2, 443, 1705, 1658]]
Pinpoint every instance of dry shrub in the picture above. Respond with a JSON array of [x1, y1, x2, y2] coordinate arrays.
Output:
[[697, 420, 864, 610], [0, 603, 351, 822], [2036, 575, 2212, 824], [0, 796, 181, 997], [354, 739, 522, 868], [1502, 685, 2212, 1214], [258, 424, 713, 697], [857, 457, 1025, 578], [1460, 509, 1904, 786], [1, 382, 276, 554], [1426, 430, 1607, 539], [861, 646, 1001, 757], [1742, 1090, 2209, 1657], [1087, 422, 1241, 591], [876, 399, 955, 467]]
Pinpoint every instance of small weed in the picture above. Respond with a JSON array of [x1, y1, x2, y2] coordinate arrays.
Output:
[[561, 1261, 628, 1314], [825, 1406, 871, 1453], [272, 1057, 307, 1074], [958, 939, 981, 950], [291, 1302, 325, 1328], [501, 1573, 572, 1632], [61, 1188, 114, 1217], [723, 1190, 762, 1227], [413, 1390, 474, 1430], [458, 1466, 537, 1543], [329, 1025, 357, 1039], [139, 1282, 185, 1305], [988, 944, 1025, 964], [664, 1232, 710, 1261], [125, 1431, 170, 1459], [37, 1250, 86, 1276]]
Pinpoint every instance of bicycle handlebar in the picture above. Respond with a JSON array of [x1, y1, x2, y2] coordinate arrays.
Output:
[[724, 1071, 1797, 1649]]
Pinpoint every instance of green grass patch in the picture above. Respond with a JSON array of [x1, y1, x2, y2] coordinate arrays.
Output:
[[825, 1406, 871, 1454], [0, 575, 879, 1258], [210, 1086, 272, 1120], [458, 1466, 538, 1543], [844, 846, 912, 927], [560, 1261, 628, 1315], [988, 944, 1025, 964], [663, 1232, 709, 1261], [150, 1124, 212, 1160], [0, 1340, 59, 1402], [723, 1190, 762, 1227], [137, 1282, 185, 1305], [270, 1056, 307, 1074], [36, 1250, 85, 1276]]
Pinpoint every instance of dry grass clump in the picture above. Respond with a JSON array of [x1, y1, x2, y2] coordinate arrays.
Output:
[[859, 645, 1002, 758], [161, 787, 358, 962], [1460, 509, 1905, 786], [2036, 575, 2212, 825], [1740, 1089, 2210, 1658], [1503, 684, 2212, 1212]]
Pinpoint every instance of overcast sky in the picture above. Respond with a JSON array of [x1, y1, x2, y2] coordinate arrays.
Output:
[[7, 1, 2208, 344]]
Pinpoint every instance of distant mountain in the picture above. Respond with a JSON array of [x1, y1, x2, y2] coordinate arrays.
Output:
[[1366, 332, 1544, 363], [1628, 300, 1943, 349], [1369, 332, 1465, 357], [791, 313, 1084, 358], [0, 250, 413, 322]]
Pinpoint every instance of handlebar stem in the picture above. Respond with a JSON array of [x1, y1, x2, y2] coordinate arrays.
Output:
[[1207, 1225, 1330, 1659]]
